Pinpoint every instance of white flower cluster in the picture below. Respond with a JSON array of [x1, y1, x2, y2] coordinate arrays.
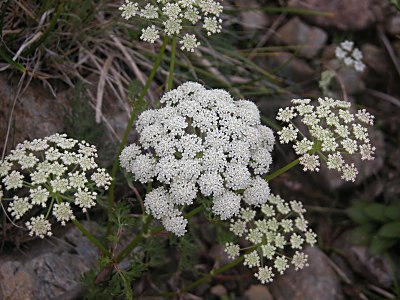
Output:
[[0, 134, 112, 238], [119, 0, 223, 51], [276, 98, 375, 182], [335, 40, 365, 72], [121, 82, 275, 236], [225, 194, 316, 284]]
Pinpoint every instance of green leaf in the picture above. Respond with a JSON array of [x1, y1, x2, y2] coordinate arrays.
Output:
[[385, 203, 400, 221], [351, 224, 376, 245], [346, 202, 370, 224], [389, 0, 400, 11], [379, 222, 400, 238], [369, 235, 396, 255], [0, 47, 26, 73], [364, 203, 388, 222]]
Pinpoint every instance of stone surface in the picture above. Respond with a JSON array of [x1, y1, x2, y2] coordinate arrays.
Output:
[[270, 247, 344, 300], [336, 66, 366, 95], [237, 0, 270, 30], [265, 52, 315, 83], [0, 222, 100, 300], [0, 73, 67, 154], [333, 231, 393, 288], [288, 0, 375, 31], [210, 284, 228, 297], [245, 285, 273, 300], [0, 72, 130, 156], [386, 15, 400, 36], [362, 44, 390, 76], [275, 17, 328, 58]]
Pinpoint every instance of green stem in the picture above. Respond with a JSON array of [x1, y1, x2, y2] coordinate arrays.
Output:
[[106, 36, 169, 236], [165, 256, 245, 297], [115, 215, 153, 263], [264, 158, 300, 182], [167, 34, 177, 91], [116, 205, 204, 263], [72, 218, 111, 257]]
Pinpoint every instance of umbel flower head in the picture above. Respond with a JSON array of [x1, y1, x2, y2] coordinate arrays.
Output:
[[335, 40, 365, 72], [225, 194, 316, 284], [0, 134, 111, 238], [121, 82, 275, 236], [119, 0, 223, 51], [276, 98, 375, 182]]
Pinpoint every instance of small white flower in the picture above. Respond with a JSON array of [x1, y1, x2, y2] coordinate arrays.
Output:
[[341, 163, 358, 182], [30, 187, 49, 207], [161, 212, 187, 237], [327, 153, 344, 171], [335, 40, 365, 72], [141, 25, 160, 43], [8, 196, 32, 219], [299, 154, 320, 172], [203, 16, 222, 35], [119, 0, 139, 20], [274, 256, 289, 274], [2, 170, 24, 190], [179, 34, 200, 52], [74, 189, 97, 212], [292, 251, 309, 270], [213, 190, 241, 220], [255, 266, 274, 284], [244, 251, 260, 268], [26, 215, 52, 238], [277, 124, 298, 144], [140, 4, 158, 19], [50, 178, 69, 193], [163, 18, 182, 35], [225, 242, 240, 259], [53, 202, 75, 226], [360, 143, 375, 161]]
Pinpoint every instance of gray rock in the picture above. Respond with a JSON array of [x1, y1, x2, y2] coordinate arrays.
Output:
[[336, 66, 366, 95], [0, 222, 101, 300], [362, 44, 390, 75], [275, 17, 327, 59], [288, 0, 375, 31], [270, 247, 344, 300], [265, 52, 315, 83], [333, 231, 393, 288], [386, 15, 400, 36], [237, 0, 270, 30], [0, 73, 67, 154], [245, 285, 273, 300]]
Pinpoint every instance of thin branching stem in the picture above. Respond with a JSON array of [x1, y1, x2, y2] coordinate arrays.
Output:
[[264, 158, 300, 182], [167, 34, 177, 91], [116, 205, 204, 263], [72, 218, 111, 257]]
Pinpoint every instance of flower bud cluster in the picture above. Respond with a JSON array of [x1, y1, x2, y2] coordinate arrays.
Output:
[[119, 0, 223, 51], [276, 98, 375, 182], [0, 134, 111, 238], [121, 82, 275, 236], [225, 194, 316, 284], [335, 40, 365, 72]]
